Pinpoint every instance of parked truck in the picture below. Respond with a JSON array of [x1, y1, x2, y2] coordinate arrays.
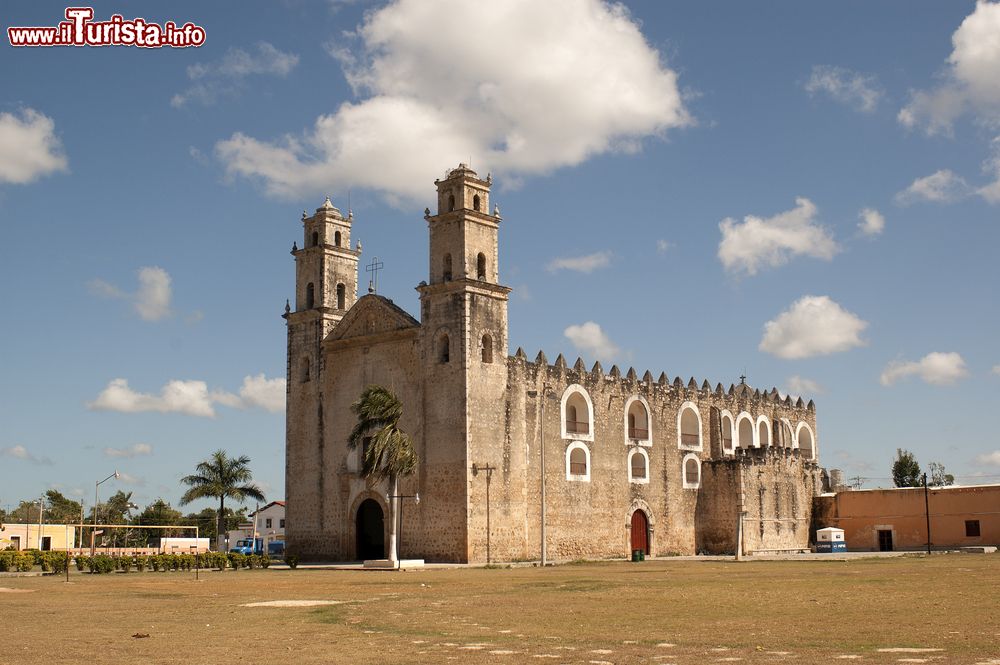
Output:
[[229, 537, 263, 555]]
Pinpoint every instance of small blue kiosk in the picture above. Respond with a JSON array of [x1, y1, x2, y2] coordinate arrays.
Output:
[[816, 527, 847, 553]]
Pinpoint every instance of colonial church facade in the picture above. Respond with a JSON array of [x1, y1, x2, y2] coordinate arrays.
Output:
[[284, 164, 825, 563]]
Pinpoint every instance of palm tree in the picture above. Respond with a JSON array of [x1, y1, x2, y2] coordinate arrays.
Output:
[[179, 450, 265, 551], [348, 385, 418, 564]]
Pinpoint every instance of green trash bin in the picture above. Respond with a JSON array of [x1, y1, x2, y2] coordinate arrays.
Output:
[[639, 550, 645, 561], [631, 549, 641, 562]]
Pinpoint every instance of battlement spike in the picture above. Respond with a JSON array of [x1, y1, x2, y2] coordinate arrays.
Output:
[[687, 377, 698, 389], [673, 376, 684, 388], [573, 357, 586, 373], [715, 382, 724, 396], [807, 399, 816, 412], [626, 367, 638, 382], [701, 379, 711, 391], [535, 350, 547, 365], [728, 383, 736, 396], [795, 397, 805, 408], [657, 372, 668, 385], [554, 353, 567, 369], [609, 365, 621, 379], [591, 361, 604, 377], [515, 347, 527, 360], [642, 370, 654, 384]]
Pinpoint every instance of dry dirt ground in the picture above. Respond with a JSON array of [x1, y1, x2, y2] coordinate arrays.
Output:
[[1, 554, 998, 665]]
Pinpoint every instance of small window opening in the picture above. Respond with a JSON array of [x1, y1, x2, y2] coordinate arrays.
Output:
[[684, 457, 700, 486], [680, 407, 700, 447], [722, 415, 734, 452], [334, 230, 341, 247], [473, 194, 481, 211], [439, 334, 450, 363], [443, 254, 453, 281], [265, 518, 272, 529], [311, 231, 319, 247], [477, 252, 487, 280], [306, 283, 315, 309], [966, 520, 981, 537], [337, 283, 346, 310], [448, 193, 456, 212], [300, 357, 310, 383], [630, 451, 647, 480], [627, 400, 649, 441], [569, 447, 588, 476], [564, 392, 591, 436], [481, 334, 493, 363]]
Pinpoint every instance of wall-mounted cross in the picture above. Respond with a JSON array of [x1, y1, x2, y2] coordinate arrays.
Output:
[[365, 256, 384, 294]]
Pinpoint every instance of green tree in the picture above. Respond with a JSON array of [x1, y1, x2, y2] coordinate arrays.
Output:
[[928, 461, 955, 487], [137, 499, 184, 545], [892, 448, 923, 487], [348, 385, 418, 565], [179, 450, 264, 551], [43, 490, 83, 525]]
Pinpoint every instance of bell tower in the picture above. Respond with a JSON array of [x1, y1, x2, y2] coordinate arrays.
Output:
[[284, 197, 360, 555]]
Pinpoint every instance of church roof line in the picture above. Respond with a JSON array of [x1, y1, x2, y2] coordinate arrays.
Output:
[[508, 348, 815, 411]]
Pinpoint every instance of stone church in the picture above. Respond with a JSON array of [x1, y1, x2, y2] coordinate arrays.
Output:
[[284, 164, 826, 563]]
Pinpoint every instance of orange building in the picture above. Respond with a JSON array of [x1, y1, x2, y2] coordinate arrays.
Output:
[[814, 484, 1000, 551]]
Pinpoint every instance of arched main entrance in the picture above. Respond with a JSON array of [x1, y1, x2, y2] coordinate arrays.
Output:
[[630, 510, 649, 555], [356, 499, 385, 560]]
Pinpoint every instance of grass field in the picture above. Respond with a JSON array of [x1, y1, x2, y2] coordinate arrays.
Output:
[[1, 554, 998, 664]]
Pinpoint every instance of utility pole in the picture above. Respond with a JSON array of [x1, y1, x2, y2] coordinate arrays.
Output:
[[923, 473, 932, 555], [527, 387, 551, 566], [471, 463, 496, 564], [37, 496, 44, 550]]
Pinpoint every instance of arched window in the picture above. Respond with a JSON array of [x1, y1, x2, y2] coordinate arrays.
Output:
[[448, 193, 456, 212], [311, 231, 319, 247], [721, 412, 735, 454], [481, 334, 493, 363], [334, 230, 341, 247], [796, 423, 816, 460], [737, 414, 755, 449], [682, 454, 701, 489], [473, 194, 481, 211], [678, 403, 702, 450], [561, 385, 593, 440], [625, 397, 650, 444], [477, 252, 487, 280], [779, 419, 795, 448], [758, 418, 771, 447], [300, 357, 310, 383], [336, 283, 346, 310], [628, 448, 649, 484], [305, 282, 315, 309], [566, 442, 590, 481], [443, 254, 453, 281], [439, 334, 450, 363]]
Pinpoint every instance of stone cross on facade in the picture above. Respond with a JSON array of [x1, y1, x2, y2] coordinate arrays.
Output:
[[365, 256, 384, 294]]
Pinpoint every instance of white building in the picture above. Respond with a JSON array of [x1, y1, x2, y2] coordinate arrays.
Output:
[[225, 501, 285, 550]]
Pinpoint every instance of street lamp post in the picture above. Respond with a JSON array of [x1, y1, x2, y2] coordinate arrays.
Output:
[[386, 491, 419, 569], [36, 496, 45, 550], [471, 463, 496, 564], [93, 470, 120, 554], [527, 386, 552, 567]]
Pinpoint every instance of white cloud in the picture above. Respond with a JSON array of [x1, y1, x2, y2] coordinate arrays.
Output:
[[760, 295, 868, 359], [899, 1, 1000, 134], [546, 251, 612, 273], [858, 208, 885, 236], [103, 443, 153, 459], [786, 375, 823, 397], [975, 450, 1000, 466], [172, 42, 299, 108], [880, 351, 970, 386], [88, 375, 286, 418], [718, 197, 838, 275], [656, 239, 671, 254], [0, 108, 68, 184], [895, 169, 971, 204], [804, 65, 882, 113], [117, 472, 145, 487], [89, 378, 217, 417], [978, 136, 1000, 203], [564, 321, 621, 362], [1, 444, 54, 466], [88, 266, 173, 321], [216, 0, 691, 201]]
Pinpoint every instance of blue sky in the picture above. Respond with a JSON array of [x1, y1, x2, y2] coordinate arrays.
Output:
[[2, 0, 999, 514]]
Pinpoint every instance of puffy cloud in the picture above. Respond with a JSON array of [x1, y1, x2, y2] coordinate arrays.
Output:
[[975, 450, 1000, 466], [804, 65, 882, 113], [1, 444, 54, 466], [216, 0, 691, 201], [759, 295, 868, 359], [895, 170, 971, 204], [564, 321, 621, 362], [103, 443, 153, 459], [87, 266, 173, 322], [172, 42, 299, 108], [899, 1, 1000, 134], [88, 375, 286, 417], [656, 239, 671, 254], [858, 208, 885, 236], [718, 198, 838, 275], [785, 375, 823, 397], [0, 108, 68, 184], [880, 351, 969, 386], [546, 251, 612, 273], [89, 378, 217, 417], [978, 136, 1000, 203]]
